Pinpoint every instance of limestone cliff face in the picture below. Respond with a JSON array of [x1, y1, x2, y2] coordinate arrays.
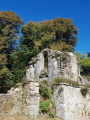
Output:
[[26, 49, 80, 83]]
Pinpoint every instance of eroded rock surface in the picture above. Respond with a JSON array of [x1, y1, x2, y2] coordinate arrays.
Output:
[[0, 94, 13, 114], [47, 50, 79, 83], [26, 53, 44, 80], [26, 49, 80, 83], [26, 81, 40, 118], [0, 81, 40, 118], [0, 49, 90, 120], [53, 84, 90, 120]]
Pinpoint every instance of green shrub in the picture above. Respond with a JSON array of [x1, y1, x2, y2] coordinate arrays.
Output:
[[52, 77, 79, 87], [40, 101, 50, 113], [80, 87, 89, 97], [50, 100, 55, 108], [0, 71, 14, 93], [48, 111, 56, 118], [39, 80, 51, 99], [51, 89, 54, 95], [22, 88, 27, 103], [81, 58, 90, 76]]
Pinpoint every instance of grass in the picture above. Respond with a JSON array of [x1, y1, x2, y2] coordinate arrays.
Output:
[[22, 88, 27, 103], [39, 80, 51, 99], [0, 114, 62, 120], [50, 100, 55, 109], [52, 77, 80, 87], [52, 77, 90, 97], [48, 111, 56, 118], [40, 101, 50, 113], [40, 100, 56, 118]]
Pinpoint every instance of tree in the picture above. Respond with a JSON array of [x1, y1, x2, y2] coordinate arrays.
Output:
[[0, 11, 23, 54], [0, 37, 14, 93], [88, 52, 90, 57], [75, 51, 90, 76], [0, 37, 7, 79], [21, 17, 78, 52], [81, 58, 90, 76], [75, 51, 86, 62], [0, 11, 23, 93], [40, 18, 78, 47], [9, 45, 33, 84]]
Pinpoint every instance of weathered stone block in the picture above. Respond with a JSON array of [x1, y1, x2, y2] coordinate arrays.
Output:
[[26, 49, 80, 83], [26, 53, 44, 80], [53, 84, 90, 120], [26, 81, 40, 118]]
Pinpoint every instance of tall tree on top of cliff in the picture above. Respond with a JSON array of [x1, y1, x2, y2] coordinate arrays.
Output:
[[21, 17, 78, 52], [0, 11, 23, 93]]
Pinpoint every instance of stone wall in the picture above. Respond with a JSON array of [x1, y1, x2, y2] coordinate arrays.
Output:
[[0, 84, 23, 115], [53, 84, 90, 120], [11, 87, 23, 115], [26, 81, 40, 118], [0, 82, 40, 118], [1, 49, 89, 119], [48, 49, 79, 83], [26, 49, 80, 83], [0, 94, 13, 114], [82, 77, 90, 85], [26, 53, 44, 80]]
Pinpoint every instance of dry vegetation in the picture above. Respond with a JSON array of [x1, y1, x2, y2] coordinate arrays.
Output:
[[0, 114, 62, 120]]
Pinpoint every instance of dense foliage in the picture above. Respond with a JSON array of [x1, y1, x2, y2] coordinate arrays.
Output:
[[75, 52, 90, 76], [39, 80, 51, 99], [0, 11, 89, 96], [0, 11, 80, 93], [21, 18, 78, 53], [52, 77, 79, 87], [88, 52, 90, 57], [39, 80, 56, 117], [40, 101, 50, 113], [0, 11, 23, 92], [81, 58, 90, 76]]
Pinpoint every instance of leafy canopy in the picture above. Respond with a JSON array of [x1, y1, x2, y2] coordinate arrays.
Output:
[[0, 11, 23, 93], [81, 58, 90, 76], [75, 51, 90, 76], [21, 17, 78, 52]]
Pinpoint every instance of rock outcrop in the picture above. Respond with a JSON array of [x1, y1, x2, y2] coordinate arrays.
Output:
[[26, 53, 44, 80], [26, 81, 40, 118], [0, 94, 13, 114], [26, 49, 80, 83], [53, 84, 90, 120], [0, 49, 90, 120], [0, 81, 40, 118]]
